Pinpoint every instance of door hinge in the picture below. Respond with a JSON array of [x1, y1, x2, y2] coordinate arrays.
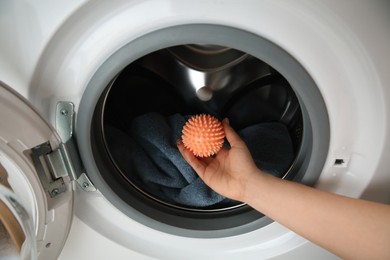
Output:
[[30, 102, 95, 197], [31, 142, 67, 197]]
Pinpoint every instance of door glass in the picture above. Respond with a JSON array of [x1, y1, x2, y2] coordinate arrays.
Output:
[[0, 185, 37, 260]]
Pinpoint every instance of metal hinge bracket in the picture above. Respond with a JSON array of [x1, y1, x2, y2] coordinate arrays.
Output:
[[30, 102, 95, 197]]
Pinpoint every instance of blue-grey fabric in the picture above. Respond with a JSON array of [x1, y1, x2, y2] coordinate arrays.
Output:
[[105, 112, 293, 208], [239, 123, 294, 176]]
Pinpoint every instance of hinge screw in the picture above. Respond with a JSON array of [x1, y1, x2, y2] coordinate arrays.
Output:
[[60, 109, 69, 116], [51, 188, 59, 196], [82, 182, 90, 188]]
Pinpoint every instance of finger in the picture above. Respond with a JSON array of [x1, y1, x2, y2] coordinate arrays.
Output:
[[222, 118, 246, 148], [177, 140, 207, 177]]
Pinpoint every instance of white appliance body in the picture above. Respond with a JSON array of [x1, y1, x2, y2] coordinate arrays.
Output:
[[0, 0, 389, 259]]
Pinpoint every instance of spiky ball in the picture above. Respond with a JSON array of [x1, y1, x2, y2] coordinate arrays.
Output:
[[181, 114, 225, 157]]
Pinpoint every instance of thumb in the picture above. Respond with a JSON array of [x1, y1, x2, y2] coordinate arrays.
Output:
[[222, 118, 245, 148]]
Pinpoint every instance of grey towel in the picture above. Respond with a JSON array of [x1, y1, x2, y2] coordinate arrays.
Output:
[[105, 112, 293, 208], [239, 123, 294, 176]]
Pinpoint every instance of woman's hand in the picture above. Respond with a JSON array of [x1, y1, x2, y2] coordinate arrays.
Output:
[[177, 118, 263, 201]]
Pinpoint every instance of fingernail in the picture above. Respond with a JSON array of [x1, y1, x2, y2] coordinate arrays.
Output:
[[223, 118, 230, 125], [176, 139, 182, 146]]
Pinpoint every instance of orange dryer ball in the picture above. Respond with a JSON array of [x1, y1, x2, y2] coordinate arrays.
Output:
[[181, 114, 225, 157]]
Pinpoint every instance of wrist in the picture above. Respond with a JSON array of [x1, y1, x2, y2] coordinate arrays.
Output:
[[241, 169, 269, 204]]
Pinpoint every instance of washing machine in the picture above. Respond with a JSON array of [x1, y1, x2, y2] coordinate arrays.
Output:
[[1, 0, 390, 259]]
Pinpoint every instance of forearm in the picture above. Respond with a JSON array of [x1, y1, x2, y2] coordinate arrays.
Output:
[[244, 172, 390, 259]]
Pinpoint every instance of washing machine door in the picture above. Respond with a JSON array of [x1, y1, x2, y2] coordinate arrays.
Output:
[[0, 81, 75, 259]]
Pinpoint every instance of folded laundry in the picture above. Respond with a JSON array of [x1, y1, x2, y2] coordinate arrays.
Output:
[[105, 112, 294, 208]]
